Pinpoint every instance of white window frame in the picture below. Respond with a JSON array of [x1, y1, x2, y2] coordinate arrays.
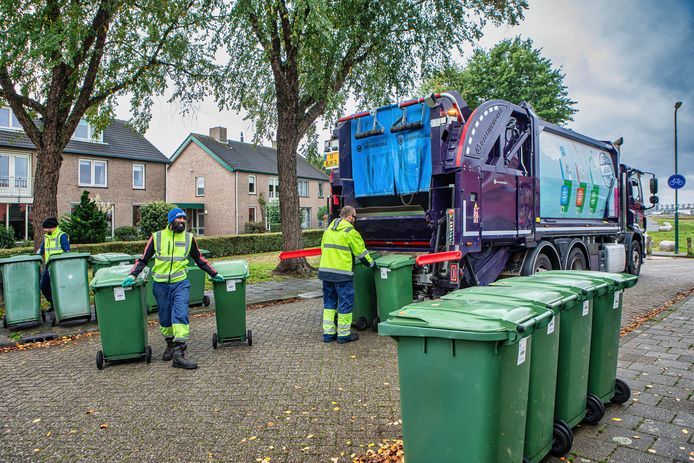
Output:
[[132, 163, 145, 190], [268, 177, 279, 199], [195, 176, 205, 197], [248, 206, 257, 223], [78, 159, 108, 187], [300, 207, 311, 229], [248, 174, 256, 195], [0, 107, 22, 130], [72, 119, 104, 143], [298, 179, 309, 198], [318, 182, 324, 198]]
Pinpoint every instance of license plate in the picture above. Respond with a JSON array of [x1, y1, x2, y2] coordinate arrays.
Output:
[[324, 151, 339, 170]]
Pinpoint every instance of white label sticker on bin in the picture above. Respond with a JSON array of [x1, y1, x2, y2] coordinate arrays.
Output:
[[113, 287, 126, 301], [517, 337, 527, 366], [613, 291, 621, 309], [582, 300, 589, 316], [547, 318, 555, 335], [226, 280, 236, 292], [380, 268, 389, 279], [67, 274, 73, 280]]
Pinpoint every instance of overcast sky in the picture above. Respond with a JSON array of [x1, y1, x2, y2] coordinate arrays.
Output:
[[116, 0, 693, 204]]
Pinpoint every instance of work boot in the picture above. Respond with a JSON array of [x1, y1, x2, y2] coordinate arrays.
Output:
[[162, 337, 175, 362], [323, 334, 337, 343], [172, 342, 198, 370], [337, 332, 359, 344]]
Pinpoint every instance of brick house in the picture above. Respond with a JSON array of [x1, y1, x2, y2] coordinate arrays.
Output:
[[167, 127, 329, 236], [0, 106, 168, 239]]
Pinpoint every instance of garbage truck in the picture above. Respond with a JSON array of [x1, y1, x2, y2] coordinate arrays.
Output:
[[322, 91, 658, 299]]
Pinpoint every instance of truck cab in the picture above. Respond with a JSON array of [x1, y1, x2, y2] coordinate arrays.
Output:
[[621, 164, 658, 274]]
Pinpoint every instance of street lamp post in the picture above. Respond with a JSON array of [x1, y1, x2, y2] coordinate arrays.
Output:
[[674, 101, 682, 254]]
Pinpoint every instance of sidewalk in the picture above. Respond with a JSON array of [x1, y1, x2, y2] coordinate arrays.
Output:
[[0, 277, 322, 347]]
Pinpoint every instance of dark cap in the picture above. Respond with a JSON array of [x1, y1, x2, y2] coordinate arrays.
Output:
[[42, 217, 58, 228]]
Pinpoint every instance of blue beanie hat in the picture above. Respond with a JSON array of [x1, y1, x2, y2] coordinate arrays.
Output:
[[167, 208, 187, 224]]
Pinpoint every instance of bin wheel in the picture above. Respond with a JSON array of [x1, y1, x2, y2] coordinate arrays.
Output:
[[247, 330, 252, 347], [212, 333, 218, 350], [611, 378, 631, 404], [41, 311, 46, 323], [583, 393, 606, 425], [2, 315, 6, 329], [145, 345, 152, 364], [550, 419, 573, 456], [372, 317, 380, 332], [203, 295, 211, 307], [96, 350, 104, 370], [355, 317, 368, 331]]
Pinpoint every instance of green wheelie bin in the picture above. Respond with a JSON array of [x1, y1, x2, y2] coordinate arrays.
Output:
[[352, 251, 380, 331], [493, 275, 609, 428], [46, 252, 92, 326], [443, 285, 578, 461], [209, 260, 251, 348], [187, 249, 211, 307], [90, 265, 151, 370], [373, 254, 415, 331], [89, 253, 136, 274], [379, 298, 547, 463], [0, 255, 44, 328], [538, 271, 638, 405]]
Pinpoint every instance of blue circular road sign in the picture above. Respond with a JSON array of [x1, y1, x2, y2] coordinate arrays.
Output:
[[668, 174, 686, 190]]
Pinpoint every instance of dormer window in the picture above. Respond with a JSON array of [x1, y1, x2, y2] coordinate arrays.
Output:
[[73, 119, 103, 142], [0, 107, 22, 130]]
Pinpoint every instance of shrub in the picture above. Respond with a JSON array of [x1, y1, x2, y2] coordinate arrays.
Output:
[[0, 226, 15, 249], [59, 191, 108, 243], [139, 201, 177, 238], [243, 221, 267, 234], [114, 226, 141, 241]]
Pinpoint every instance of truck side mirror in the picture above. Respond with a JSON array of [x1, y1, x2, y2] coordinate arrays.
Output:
[[650, 178, 658, 194], [650, 195, 659, 205]]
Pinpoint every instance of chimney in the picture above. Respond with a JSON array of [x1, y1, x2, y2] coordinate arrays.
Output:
[[209, 126, 227, 142], [240, 132, 244, 143]]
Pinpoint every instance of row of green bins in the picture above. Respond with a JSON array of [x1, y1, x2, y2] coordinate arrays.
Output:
[[442, 285, 577, 461], [373, 254, 415, 331], [187, 249, 211, 307], [378, 298, 547, 463], [351, 251, 380, 331], [47, 253, 92, 326], [89, 253, 135, 274], [0, 255, 44, 328], [209, 260, 251, 348], [538, 271, 638, 405], [90, 265, 151, 370]]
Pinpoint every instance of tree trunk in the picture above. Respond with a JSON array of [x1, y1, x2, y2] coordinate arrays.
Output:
[[273, 106, 312, 275], [32, 145, 64, 250]]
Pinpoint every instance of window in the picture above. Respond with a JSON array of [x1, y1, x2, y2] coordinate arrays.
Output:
[[269, 177, 279, 199], [298, 180, 309, 197], [318, 182, 324, 198], [0, 107, 22, 130], [248, 175, 256, 194], [133, 205, 142, 226], [133, 164, 145, 189], [196, 176, 205, 196], [249, 206, 257, 222], [72, 119, 103, 142], [300, 207, 311, 229], [78, 159, 107, 187]]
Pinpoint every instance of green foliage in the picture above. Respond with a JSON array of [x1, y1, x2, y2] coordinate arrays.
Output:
[[421, 37, 577, 125], [139, 201, 178, 238], [317, 205, 328, 224], [0, 225, 15, 249], [114, 226, 141, 241], [266, 199, 281, 227], [59, 191, 108, 244], [243, 221, 267, 234]]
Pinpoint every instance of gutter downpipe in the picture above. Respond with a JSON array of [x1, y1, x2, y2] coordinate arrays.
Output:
[[235, 170, 239, 234]]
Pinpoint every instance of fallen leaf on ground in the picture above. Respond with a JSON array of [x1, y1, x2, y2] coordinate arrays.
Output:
[[99, 423, 109, 429], [32, 418, 41, 424]]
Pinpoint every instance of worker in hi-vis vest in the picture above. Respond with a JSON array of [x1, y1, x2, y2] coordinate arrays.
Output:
[[36, 217, 70, 309], [318, 205, 374, 344], [123, 208, 224, 370]]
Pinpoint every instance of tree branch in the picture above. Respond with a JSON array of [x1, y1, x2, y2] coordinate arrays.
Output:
[[0, 66, 44, 146]]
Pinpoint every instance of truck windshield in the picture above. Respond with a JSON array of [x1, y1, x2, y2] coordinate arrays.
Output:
[[630, 176, 643, 203]]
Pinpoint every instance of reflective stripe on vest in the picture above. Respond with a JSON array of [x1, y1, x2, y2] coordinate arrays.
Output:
[[44, 228, 66, 261], [152, 229, 192, 283]]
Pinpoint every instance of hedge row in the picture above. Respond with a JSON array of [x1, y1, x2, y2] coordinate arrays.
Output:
[[0, 230, 324, 259]]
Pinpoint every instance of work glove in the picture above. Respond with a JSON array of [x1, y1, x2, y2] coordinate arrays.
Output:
[[122, 275, 136, 288], [369, 260, 376, 268], [211, 274, 225, 283]]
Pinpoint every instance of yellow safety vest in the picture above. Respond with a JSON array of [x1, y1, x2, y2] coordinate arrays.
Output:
[[151, 229, 192, 283], [318, 218, 372, 277], [43, 228, 67, 262]]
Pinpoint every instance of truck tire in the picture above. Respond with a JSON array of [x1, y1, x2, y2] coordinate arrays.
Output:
[[531, 253, 553, 274], [566, 247, 587, 270], [627, 241, 642, 276]]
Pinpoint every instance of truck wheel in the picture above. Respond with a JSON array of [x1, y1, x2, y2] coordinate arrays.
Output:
[[566, 247, 587, 270], [627, 241, 642, 275], [532, 253, 553, 273]]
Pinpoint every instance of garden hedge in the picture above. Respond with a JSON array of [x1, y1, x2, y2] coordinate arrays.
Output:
[[0, 230, 324, 259]]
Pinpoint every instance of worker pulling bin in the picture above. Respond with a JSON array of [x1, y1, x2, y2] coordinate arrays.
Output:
[[0, 255, 44, 328], [209, 260, 251, 348], [46, 252, 92, 326]]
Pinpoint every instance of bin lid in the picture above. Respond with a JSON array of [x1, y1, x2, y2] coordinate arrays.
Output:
[[199, 249, 211, 257], [378, 298, 547, 342], [492, 276, 604, 301], [445, 285, 576, 314], [527, 273, 611, 296], [0, 254, 43, 265], [46, 252, 91, 265], [211, 260, 249, 280], [90, 264, 145, 289], [374, 254, 415, 270], [539, 270, 638, 290], [89, 252, 134, 263], [354, 251, 381, 267]]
